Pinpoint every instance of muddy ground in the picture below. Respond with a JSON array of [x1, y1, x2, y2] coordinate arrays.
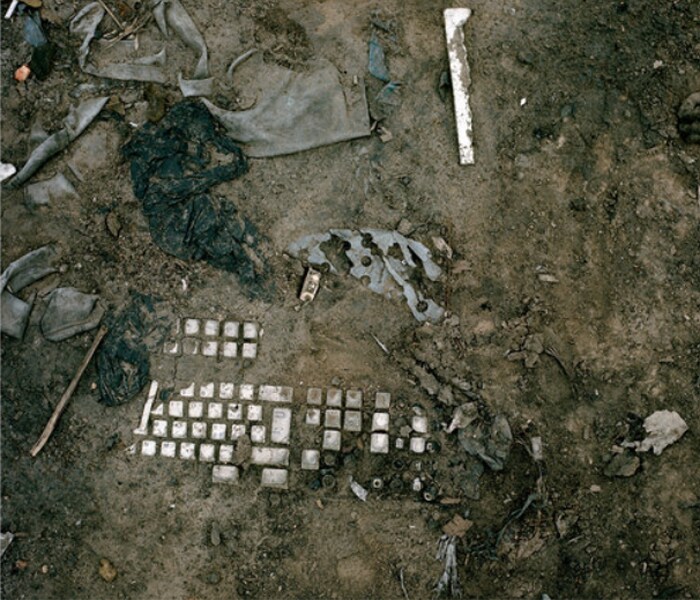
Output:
[[2, 0, 700, 598]]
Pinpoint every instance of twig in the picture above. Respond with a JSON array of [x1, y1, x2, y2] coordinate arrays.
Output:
[[104, 12, 152, 48], [97, 0, 124, 30], [399, 567, 410, 600], [30, 326, 108, 457]]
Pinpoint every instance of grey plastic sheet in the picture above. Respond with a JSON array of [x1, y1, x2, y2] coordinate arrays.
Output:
[[288, 229, 444, 322], [203, 60, 370, 157], [0, 245, 58, 339], [7, 97, 108, 188], [70, 0, 209, 85], [41, 287, 104, 341], [25, 172, 78, 207]]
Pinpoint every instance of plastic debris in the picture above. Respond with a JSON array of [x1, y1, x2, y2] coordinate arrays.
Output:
[[622, 410, 688, 455], [0, 163, 16, 183], [6, 97, 108, 188], [349, 476, 369, 502], [178, 73, 213, 98], [40, 287, 104, 341], [1, 245, 57, 339], [71, 0, 209, 87], [368, 32, 391, 82], [445, 402, 478, 434], [226, 48, 257, 81], [288, 229, 444, 323], [153, 0, 209, 79], [444, 8, 474, 165], [203, 59, 370, 157], [96, 293, 168, 406], [14, 64, 30, 82], [458, 413, 512, 471], [299, 267, 321, 302], [0, 532, 14, 558], [70, 4, 166, 83], [25, 172, 78, 207], [530, 436, 544, 461], [435, 535, 461, 597], [23, 10, 46, 47], [122, 101, 269, 296], [4, 0, 19, 19]]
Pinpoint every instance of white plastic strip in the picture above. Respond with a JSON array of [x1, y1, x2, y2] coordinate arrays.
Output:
[[134, 381, 158, 435], [444, 8, 474, 165]]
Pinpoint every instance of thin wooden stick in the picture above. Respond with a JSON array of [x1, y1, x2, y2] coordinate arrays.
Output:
[[30, 325, 108, 457], [97, 0, 124, 30]]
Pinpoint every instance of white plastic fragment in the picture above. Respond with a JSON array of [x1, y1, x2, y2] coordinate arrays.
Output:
[[180, 442, 196, 460], [345, 390, 363, 409], [172, 421, 187, 438], [251, 447, 289, 466], [222, 342, 238, 358], [412, 415, 429, 434], [4, 0, 18, 20], [227, 404, 242, 420], [306, 408, 321, 426], [219, 445, 234, 463], [250, 424, 266, 443], [343, 411, 362, 432], [623, 410, 688, 455], [323, 429, 342, 451], [531, 436, 544, 461], [372, 412, 390, 432], [444, 8, 474, 165], [301, 449, 320, 470], [325, 409, 342, 429], [261, 468, 288, 490], [134, 380, 158, 435], [0, 163, 16, 183], [161, 441, 176, 458], [242, 342, 258, 359], [349, 476, 369, 502], [141, 440, 157, 456], [239, 384, 255, 400], [247, 404, 263, 421], [199, 443, 216, 462], [219, 382, 234, 399], [375, 392, 391, 409], [307, 388, 323, 405], [326, 388, 343, 407], [243, 322, 259, 339], [0, 531, 15, 558], [259, 385, 293, 403], [410, 437, 427, 454], [212, 465, 239, 484], [207, 402, 223, 419], [270, 408, 292, 444], [370, 433, 389, 454], [299, 267, 322, 302]]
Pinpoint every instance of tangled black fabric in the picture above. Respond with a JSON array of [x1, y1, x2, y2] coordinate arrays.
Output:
[[122, 100, 269, 296], [97, 292, 166, 406]]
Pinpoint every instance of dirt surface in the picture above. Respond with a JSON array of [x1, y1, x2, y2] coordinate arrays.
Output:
[[2, 0, 700, 598]]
